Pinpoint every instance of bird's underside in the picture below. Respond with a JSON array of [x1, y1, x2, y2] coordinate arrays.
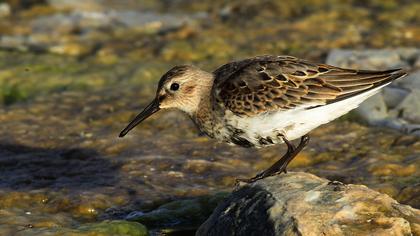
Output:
[[208, 55, 406, 183]]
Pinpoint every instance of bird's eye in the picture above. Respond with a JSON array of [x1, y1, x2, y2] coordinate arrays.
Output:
[[170, 83, 180, 91]]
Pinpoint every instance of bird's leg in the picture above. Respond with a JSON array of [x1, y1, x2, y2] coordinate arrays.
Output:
[[236, 135, 310, 184], [276, 135, 310, 174]]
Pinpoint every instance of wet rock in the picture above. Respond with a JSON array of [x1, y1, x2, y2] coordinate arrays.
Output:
[[75, 220, 148, 236], [326, 48, 419, 70], [415, 57, 420, 68], [354, 93, 388, 125], [392, 90, 420, 123], [197, 172, 420, 236], [126, 193, 228, 231], [48, 42, 93, 56], [383, 86, 410, 109], [6, 0, 46, 11], [0, 9, 202, 56], [0, 3, 11, 18], [48, 0, 103, 11], [396, 71, 420, 90]]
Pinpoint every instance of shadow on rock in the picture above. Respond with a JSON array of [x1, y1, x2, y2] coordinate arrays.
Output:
[[197, 185, 277, 236], [0, 144, 121, 190]]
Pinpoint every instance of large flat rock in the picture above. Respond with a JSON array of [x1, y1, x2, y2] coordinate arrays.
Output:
[[197, 172, 420, 236]]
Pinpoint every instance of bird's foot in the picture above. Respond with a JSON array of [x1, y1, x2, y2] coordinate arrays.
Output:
[[234, 135, 310, 188], [235, 167, 287, 186]]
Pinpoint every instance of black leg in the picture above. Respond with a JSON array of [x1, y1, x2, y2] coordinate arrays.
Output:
[[281, 137, 296, 174], [236, 135, 310, 184]]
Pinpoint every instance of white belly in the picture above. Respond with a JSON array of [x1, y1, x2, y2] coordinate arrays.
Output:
[[226, 84, 387, 147]]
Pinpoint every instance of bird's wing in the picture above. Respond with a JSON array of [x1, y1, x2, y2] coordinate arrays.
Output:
[[212, 55, 406, 116]]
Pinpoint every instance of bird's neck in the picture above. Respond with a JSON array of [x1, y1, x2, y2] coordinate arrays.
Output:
[[190, 72, 216, 131], [195, 72, 214, 114]]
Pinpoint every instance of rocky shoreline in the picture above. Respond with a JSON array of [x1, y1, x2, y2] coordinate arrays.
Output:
[[0, 0, 418, 235]]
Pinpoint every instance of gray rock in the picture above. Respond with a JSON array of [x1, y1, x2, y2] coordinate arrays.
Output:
[[355, 93, 388, 125], [395, 70, 420, 90], [0, 36, 28, 52], [369, 118, 420, 135], [415, 57, 420, 68], [197, 172, 420, 236], [326, 48, 419, 70], [0, 8, 203, 56], [391, 89, 420, 123], [383, 86, 409, 109]]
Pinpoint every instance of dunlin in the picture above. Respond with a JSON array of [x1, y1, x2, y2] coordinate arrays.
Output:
[[119, 55, 406, 183]]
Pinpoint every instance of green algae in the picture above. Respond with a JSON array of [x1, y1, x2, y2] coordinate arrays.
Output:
[[128, 192, 229, 229], [76, 220, 149, 236], [12, 220, 149, 236]]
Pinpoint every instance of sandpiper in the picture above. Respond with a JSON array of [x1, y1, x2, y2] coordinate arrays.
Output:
[[119, 55, 406, 183]]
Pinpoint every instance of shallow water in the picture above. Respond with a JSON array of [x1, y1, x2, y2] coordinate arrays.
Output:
[[0, 0, 419, 235]]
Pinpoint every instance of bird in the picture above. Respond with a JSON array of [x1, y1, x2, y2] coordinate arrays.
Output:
[[119, 55, 407, 183]]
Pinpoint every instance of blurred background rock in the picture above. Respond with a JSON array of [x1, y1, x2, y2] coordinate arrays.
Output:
[[0, 0, 418, 235]]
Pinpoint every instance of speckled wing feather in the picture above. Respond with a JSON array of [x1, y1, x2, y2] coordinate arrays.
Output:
[[212, 55, 406, 116]]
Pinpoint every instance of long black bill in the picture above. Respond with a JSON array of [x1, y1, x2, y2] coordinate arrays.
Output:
[[119, 99, 160, 137]]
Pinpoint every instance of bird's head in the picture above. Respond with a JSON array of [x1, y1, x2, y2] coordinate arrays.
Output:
[[119, 65, 213, 137]]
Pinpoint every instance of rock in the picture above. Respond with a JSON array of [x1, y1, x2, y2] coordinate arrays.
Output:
[[49, 42, 93, 57], [392, 89, 420, 123], [5, 0, 46, 11], [197, 172, 420, 236], [354, 93, 388, 125], [415, 57, 420, 68], [0, 9, 202, 56], [126, 193, 228, 231], [0, 3, 11, 18], [396, 71, 420, 90], [326, 48, 419, 70], [0, 35, 29, 51], [48, 0, 103, 11], [383, 86, 409, 109], [76, 220, 148, 236]]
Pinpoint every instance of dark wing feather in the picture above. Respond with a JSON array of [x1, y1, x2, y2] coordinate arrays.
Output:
[[212, 55, 406, 116]]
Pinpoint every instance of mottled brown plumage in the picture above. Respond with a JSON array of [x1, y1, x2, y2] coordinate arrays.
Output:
[[213, 55, 405, 116]]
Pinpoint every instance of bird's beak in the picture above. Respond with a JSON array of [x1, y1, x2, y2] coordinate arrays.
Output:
[[119, 98, 160, 137]]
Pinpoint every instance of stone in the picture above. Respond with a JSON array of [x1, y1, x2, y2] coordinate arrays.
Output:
[[48, 42, 93, 57], [383, 86, 409, 109], [0, 3, 11, 18], [395, 70, 420, 90], [415, 57, 420, 68], [391, 89, 420, 123], [197, 172, 420, 236], [355, 93, 388, 125], [126, 192, 228, 231], [76, 220, 149, 236], [48, 0, 104, 11], [326, 48, 419, 70]]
